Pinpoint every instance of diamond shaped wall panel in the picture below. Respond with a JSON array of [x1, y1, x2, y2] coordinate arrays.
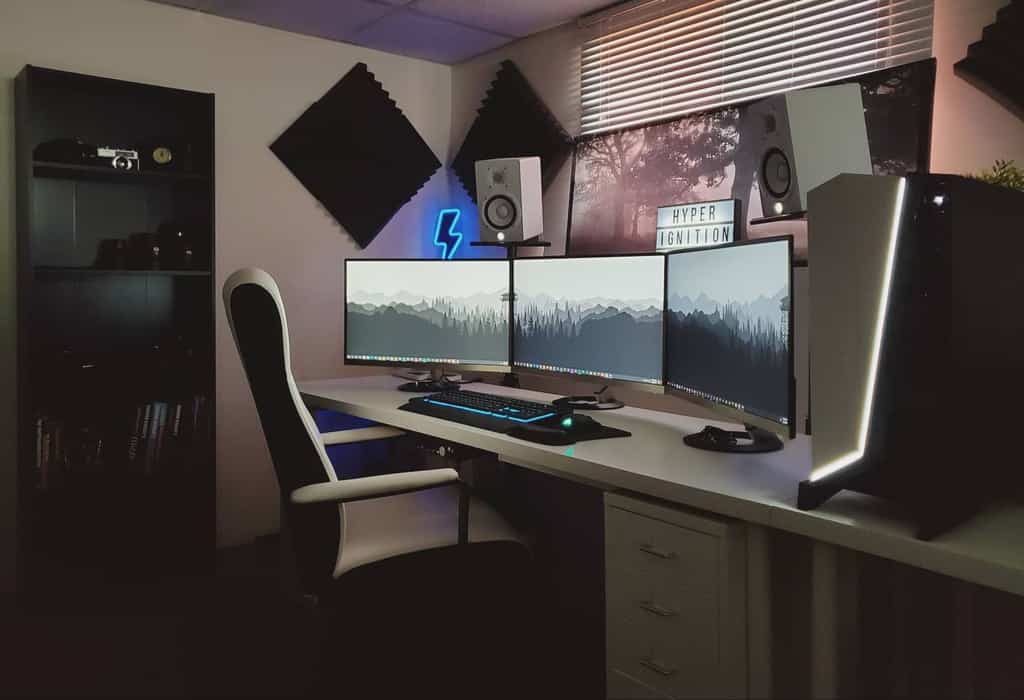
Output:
[[451, 60, 574, 203], [271, 63, 442, 248]]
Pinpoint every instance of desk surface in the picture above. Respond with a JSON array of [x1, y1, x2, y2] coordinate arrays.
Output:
[[300, 375, 1024, 597]]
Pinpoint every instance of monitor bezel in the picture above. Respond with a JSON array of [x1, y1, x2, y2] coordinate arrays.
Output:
[[511, 252, 667, 394], [664, 235, 797, 439], [343, 257, 513, 373]]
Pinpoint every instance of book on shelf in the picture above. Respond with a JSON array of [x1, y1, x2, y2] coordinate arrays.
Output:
[[126, 394, 211, 476], [127, 405, 144, 464], [32, 393, 211, 489], [35, 417, 44, 489], [40, 421, 51, 490], [34, 415, 69, 490], [146, 401, 167, 475]]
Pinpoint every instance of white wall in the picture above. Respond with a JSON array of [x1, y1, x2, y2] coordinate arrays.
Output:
[[0, 0, 453, 557], [931, 0, 1024, 173]]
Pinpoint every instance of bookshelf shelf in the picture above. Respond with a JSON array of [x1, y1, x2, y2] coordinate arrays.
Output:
[[33, 160, 210, 184], [14, 64, 216, 593], [34, 266, 211, 277]]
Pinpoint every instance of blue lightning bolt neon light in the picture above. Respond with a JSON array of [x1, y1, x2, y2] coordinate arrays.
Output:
[[433, 208, 463, 260]]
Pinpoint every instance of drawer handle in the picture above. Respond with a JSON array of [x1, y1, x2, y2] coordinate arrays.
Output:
[[638, 600, 678, 618], [638, 543, 676, 560], [639, 657, 678, 677]]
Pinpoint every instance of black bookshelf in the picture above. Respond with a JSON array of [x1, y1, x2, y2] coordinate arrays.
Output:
[[14, 65, 215, 599]]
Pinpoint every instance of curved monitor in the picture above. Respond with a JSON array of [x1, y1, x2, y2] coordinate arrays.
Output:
[[665, 237, 795, 437], [513, 255, 665, 389], [344, 259, 510, 371]]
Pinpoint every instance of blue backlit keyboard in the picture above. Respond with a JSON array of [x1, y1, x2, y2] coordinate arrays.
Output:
[[399, 389, 564, 433]]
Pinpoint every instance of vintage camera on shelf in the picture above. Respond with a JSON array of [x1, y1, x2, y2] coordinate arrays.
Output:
[[97, 146, 140, 172]]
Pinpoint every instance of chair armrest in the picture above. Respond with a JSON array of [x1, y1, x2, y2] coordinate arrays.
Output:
[[321, 426, 405, 446], [290, 469, 459, 505]]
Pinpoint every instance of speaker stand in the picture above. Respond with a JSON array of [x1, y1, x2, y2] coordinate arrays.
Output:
[[749, 211, 806, 226], [471, 237, 552, 390], [469, 237, 552, 252]]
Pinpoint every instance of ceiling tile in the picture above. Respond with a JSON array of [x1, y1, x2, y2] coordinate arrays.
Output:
[[412, 0, 607, 37], [352, 11, 511, 63], [202, 0, 396, 40]]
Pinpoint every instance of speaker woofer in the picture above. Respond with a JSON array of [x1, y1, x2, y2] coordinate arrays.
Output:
[[483, 195, 518, 230], [762, 147, 792, 199]]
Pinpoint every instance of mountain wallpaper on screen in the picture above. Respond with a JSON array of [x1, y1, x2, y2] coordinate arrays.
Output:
[[515, 292, 663, 382], [347, 290, 508, 363], [667, 286, 789, 420]]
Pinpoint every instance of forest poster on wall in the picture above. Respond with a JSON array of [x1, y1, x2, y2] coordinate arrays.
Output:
[[568, 59, 936, 258]]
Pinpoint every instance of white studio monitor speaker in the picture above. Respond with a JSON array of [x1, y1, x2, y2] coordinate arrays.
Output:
[[749, 84, 872, 217], [475, 157, 543, 242]]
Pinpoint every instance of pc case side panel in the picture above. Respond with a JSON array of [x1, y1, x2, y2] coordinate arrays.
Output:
[[807, 174, 905, 480], [951, 176, 1024, 491]]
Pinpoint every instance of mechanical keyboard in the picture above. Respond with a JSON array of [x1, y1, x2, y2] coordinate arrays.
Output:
[[398, 389, 566, 433]]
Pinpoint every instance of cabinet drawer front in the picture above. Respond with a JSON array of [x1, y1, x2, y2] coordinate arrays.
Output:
[[606, 502, 736, 699], [607, 605, 720, 697], [606, 505, 720, 590], [607, 668, 673, 699]]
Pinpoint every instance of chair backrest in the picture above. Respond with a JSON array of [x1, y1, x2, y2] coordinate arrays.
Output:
[[223, 268, 341, 593]]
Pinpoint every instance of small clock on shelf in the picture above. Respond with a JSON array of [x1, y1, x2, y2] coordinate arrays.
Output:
[[152, 146, 173, 167], [144, 141, 193, 173]]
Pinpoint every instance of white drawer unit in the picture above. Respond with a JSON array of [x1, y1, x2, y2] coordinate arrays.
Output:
[[605, 492, 747, 700]]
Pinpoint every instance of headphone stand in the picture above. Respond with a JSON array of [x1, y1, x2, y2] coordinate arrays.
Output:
[[470, 238, 551, 388]]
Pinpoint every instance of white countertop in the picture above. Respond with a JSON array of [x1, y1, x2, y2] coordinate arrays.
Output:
[[300, 375, 1024, 596]]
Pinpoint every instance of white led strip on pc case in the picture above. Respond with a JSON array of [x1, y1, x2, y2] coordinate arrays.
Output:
[[809, 177, 906, 482]]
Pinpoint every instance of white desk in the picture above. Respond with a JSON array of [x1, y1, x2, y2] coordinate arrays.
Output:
[[300, 375, 1024, 599]]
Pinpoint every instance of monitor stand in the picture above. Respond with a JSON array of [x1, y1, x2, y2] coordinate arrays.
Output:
[[683, 424, 783, 453], [397, 366, 460, 393], [552, 385, 625, 411]]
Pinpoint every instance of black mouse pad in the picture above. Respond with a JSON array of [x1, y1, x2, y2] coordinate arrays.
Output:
[[506, 423, 632, 445]]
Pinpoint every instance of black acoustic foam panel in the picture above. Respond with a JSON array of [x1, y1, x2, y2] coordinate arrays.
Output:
[[271, 63, 442, 248], [954, 0, 1024, 119], [452, 60, 574, 203]]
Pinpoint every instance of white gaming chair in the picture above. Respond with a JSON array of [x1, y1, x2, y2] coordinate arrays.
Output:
[[222, 268, 525, 602]]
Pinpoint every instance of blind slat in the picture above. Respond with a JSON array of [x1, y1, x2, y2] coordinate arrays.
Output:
[[581, 46, 932, 132], [581, 18, 932, 107], [580, 0, 930, 81], [582, 29, 932, 114], [579, 0, 934, 136], [582, 38, 931, 124]]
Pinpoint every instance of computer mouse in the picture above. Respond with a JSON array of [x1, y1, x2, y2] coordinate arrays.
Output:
[[562, 413, 600, 431]]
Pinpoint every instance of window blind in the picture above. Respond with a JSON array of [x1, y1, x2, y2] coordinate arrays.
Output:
[[579, 0, 934, 135]]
